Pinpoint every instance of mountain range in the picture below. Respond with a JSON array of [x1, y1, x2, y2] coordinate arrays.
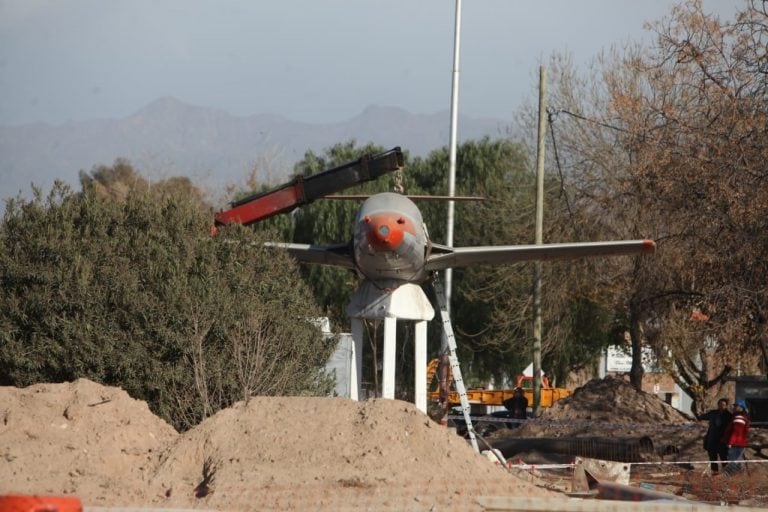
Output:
[[0, 97, 512, 203]]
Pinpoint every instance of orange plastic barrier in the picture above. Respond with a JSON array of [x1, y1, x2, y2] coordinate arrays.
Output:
[[0, 495, 82, 512]]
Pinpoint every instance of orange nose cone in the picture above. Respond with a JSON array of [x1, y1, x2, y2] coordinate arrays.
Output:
[[366, 215, 404, 251]]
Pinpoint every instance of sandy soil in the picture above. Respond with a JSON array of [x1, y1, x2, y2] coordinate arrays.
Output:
[[481, 377, 738, 465], [483, 376, 768, 507], [0, 379, 554, 511], [2, 376, 766, 510]]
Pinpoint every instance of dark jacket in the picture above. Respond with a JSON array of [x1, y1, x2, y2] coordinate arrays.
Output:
[[699, 408, 732, 451], [503, 393, 528, 420]]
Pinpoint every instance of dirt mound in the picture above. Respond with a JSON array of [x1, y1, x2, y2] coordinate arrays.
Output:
[[543, 376, 692, 425], [148, 396, 553, 511], [0, 379, 553, 511], [0, 379, 177, 506], [491, 376, 703, 464]]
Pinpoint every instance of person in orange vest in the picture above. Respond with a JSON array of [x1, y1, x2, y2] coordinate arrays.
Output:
[[722, 400, 750, 475]]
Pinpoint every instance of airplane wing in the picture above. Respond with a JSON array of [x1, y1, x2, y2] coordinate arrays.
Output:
[[264, 242, 356, 270], [425, 240, 656, 271]]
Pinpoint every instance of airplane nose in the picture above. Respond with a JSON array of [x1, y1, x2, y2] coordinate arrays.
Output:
[[364, 214, 405, 251]]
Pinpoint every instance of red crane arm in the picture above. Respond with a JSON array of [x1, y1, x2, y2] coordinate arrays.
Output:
[[214, 147, 404, 227]]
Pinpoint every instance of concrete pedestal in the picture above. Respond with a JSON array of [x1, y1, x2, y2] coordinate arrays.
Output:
[[346, 281, 434, 412]]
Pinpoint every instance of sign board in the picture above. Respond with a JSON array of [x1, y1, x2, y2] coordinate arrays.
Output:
[[605, 345, 660, 373], [606, 346, 633, 372]]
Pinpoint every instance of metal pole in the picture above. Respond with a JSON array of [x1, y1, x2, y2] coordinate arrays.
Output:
[[443, 0, 462, 348], [533, 65, 547, 417]]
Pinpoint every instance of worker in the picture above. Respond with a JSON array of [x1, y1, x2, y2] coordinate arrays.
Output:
[[722, 400, 750, 476], [503, 387, 529, 422], [696, 398, 732, 475], [436, 353, 451, 426]]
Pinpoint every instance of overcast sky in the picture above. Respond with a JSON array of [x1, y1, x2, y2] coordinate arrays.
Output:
[[0, 0, 739, 127]]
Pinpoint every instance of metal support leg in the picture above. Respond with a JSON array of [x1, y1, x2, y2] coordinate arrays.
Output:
[[350, 318, 365, 401], [382, 317, 397, 400], [414, 320, 427, 413]]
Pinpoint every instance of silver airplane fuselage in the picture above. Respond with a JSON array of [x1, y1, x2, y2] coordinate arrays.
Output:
[[353, 193, 430, 284]]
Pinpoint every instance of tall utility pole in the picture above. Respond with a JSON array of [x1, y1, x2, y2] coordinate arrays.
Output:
[[443, 0, 462, 351], [532, 66, 547, 417]]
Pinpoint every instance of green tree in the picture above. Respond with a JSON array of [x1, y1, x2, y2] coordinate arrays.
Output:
[[0, 162, 333, 430], [409, 138, 615, 386], [232, 138, 619, 395], [250, 141, 402, 324], [406, 138, 536, 382]]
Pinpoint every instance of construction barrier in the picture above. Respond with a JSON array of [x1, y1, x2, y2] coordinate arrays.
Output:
[[3, 465, 768, 512]]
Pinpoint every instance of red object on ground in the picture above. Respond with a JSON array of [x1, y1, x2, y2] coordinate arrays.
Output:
[[0, 495, 82, 512]]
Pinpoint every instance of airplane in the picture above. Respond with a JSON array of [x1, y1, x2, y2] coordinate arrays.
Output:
[[214, 148, 655, 284], [214, 147, 656, 413], [267, 190, 655, 285]]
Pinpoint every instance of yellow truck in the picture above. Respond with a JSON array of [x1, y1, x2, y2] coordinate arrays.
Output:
[[426, 358, 571, 408], [427, 385, 571, 408]]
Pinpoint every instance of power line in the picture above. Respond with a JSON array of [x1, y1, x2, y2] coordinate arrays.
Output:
[[549, 108, 629, 133]]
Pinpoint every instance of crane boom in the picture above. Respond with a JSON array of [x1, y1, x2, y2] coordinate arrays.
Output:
[[214, 147, 404, 227]]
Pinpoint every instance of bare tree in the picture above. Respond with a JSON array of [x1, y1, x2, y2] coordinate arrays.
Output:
[[523, 0, 768, 405]]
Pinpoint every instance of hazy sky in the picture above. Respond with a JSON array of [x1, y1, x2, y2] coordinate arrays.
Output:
[[0, 0, 739, 126]]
